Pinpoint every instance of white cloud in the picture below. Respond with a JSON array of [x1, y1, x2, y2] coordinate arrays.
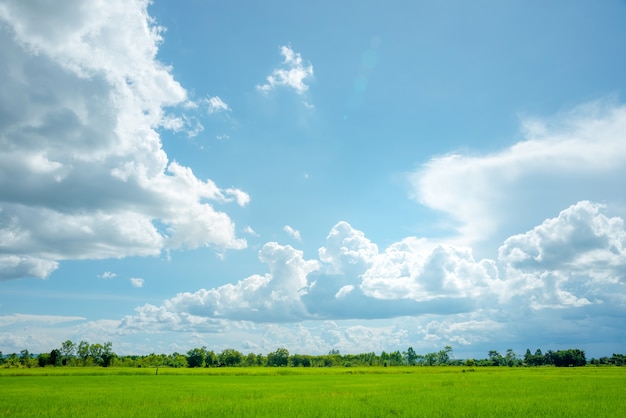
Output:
[[0, 313, 86, 328], [243, 226, 259, 237], [318, 221, 378, 275], [130, 277, 144, 288], [257, 45, 314, 95], [118, 203, 626, 355], [128, 242, 319, 325], [335, 285, 355, 299], [99, 271, 117, 279], [283, 225, 301, 241], [0, 313, 88, 354], [408, 99, 626, 252], [0, 0, 247, 280], [361, 241, 498, 302], [206, 96, 230, 114], [0, 256, 59, 281], [159, 113, 205, 138], [498, 201, 626, 309]]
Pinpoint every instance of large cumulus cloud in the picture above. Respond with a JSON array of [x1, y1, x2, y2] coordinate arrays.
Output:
[[121, 201, 626, 342], [498, 200, 626, 309], [0, 0, 247, 279], [4, 201, 624, 355]]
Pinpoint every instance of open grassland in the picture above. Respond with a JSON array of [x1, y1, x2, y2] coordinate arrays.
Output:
[[1, 366, 624, 417]]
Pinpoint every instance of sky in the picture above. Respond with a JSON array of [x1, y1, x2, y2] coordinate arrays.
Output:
[[1, 0, 625, 360]]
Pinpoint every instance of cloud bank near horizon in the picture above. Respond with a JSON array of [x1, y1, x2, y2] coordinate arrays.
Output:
[[122, 200, 625, 329]]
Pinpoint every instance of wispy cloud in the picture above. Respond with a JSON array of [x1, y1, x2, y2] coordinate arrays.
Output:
[[257, 46, 314, 95], [0, 314, 86, 327], [98, 271, 117, 279], [130, 278, 145, 288], [283, 225, 301, 240], [243, 226, 259, 237], [206, 96, 231, 114]]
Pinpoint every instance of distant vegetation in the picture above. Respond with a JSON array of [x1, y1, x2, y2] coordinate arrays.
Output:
[[2, 341, 624, 369]]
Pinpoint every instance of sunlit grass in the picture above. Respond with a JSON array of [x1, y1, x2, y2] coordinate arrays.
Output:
[[1, 366, 624, 417]]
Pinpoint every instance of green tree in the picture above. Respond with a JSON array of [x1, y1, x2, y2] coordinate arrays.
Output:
[[37, 352, 51, 367], [186, 347, 206, 368], [524, 349, 532, 364], [20, 349, 36, 368], [244, 353, 258, 367], [77, 340, 90, 365], [610, 353, 625, 366], [205, 350, 218, 367], [88, 343, 104, 366], [464, 358, 476, 367], [404, 347, 417, 365], [534, 349, 544, 366], [101, 342, 115, 367], [552, 349, 586, 367], [4, 353, 21, 368], [267, 348, 289, 367], [488, 350, 504, 366], [438, 346, 453, 365], [60, 340, 76, 365], [505, 349, 518, 367], [219, 348, 243, 367], [389, 350, 403, 366], [49, 349, 62, 367], [167, 353, 188, 368], [290, 354, 312, 367], [380, 351, 390, 367], [424, 352, 439, 366]]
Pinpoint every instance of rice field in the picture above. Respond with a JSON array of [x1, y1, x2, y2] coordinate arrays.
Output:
[[1, 366, 624, 417]]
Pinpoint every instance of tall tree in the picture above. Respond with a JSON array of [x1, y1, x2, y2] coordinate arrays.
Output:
[[424, 352, 438, 366], [88, 343, 104, 366], [77, 341, 90, 365], [60, 340, 76, 365], [101, 342, 115, 367], [438, 346, 453, 365], [524, 349, 532, 364], [186, 347, 206, 368], [404, 347, 417, 366], [505, 349, 518, 367], [488, 350, 504, 366], [388, 351, 401, 366], [49, 349, 62, 367]]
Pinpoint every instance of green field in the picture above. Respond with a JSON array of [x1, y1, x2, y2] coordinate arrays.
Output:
[[1, 366, 624, 417]]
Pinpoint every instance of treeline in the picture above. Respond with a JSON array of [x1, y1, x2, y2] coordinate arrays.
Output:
[[481, 348, 588, 367], [1, 341, 115, 368], [2, 341, 624, 369]]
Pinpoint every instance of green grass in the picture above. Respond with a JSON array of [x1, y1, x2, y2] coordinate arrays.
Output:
[[1, 366, 624, 417]]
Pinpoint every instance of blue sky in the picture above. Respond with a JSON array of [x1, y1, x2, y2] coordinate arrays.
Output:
[[1, 0, 625, 359]]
